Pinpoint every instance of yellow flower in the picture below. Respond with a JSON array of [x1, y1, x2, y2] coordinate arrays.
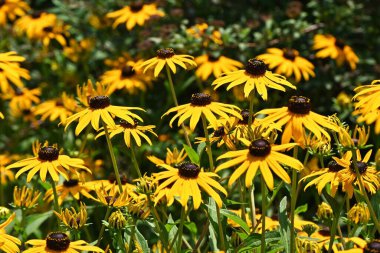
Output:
[[0, 51, 30, 93], [256, 96, 339, 145], [0, 111, 3, 119], [63, 38, 94, 62], [257, 48, 315, 82], [4, 87, 40, 112], [348, 202, 370, 225], [137, 48, 197, 77], [212, 58, 296, 100], [0, 0, 29, 26], [14, 11, 57, 39], [63, 80, 144, 135], [195, 54, 243, 80], [12, 186, 40, 208], [100, 59, 152, 95], [85, 173, 136, 193], [89, 184, 130, 207], [338, 150, 380, 198], [154, 162, 227, 209], [186, 22, 223, 45], [96, 119, 157, 148], [195, 125, 236, 150], [54, 202, 87, 230], [127, 192, 151, 219], [0, 154, 14, 184], [108, 209, 127, 229], [147, 147, 187, 166], [44, 179, 93, 205], [313, 34, 359, 70], [34, 92, 77, 123], [316, 202, 333, 220], [6, 141, 90, 182], [24, 232, 104, 253], [37, 22, 69, 47], [216, 138, 303, 190], [296, 237, 321, 253], [162, 92, 241, 131], [106, 2, 164, 30], [0, 213, 21, 253]]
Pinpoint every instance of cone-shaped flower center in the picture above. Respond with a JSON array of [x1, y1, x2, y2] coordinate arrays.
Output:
[[38, 146, 59, 161], [108, 173, 128, 185], [157, 48, 175, 59], [283, 49, 298, 61], [365, 240, 380, 253], [208, 55, 220, 62], [130, 2, 143, 12], [105, 195, 117, 205], [334, 39, 346, 49], [288, 96, 311, 114], [46, 232, 70, 251], [245, 59, 267, 76], [31, 11, 43, 19], [89, 95, 110, 109], [121, 65, 135, 78], [43, 26, 53, 33], [190, 93, 211, 106], [249, 139, 271, 157], [0, 0, 5, 7], [238, 109, 252, 125], [119, 119, 138, 129], [213, 126, 225, 137], [55, 100, 64, 107], [178, 162, 200, 178], [63, 179, 79, 187], [328, 160, 344, 172], [350, 161, 367, 174]]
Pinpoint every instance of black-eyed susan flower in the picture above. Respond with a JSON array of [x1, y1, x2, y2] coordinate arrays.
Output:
[[23, 232, 104, 253], [348, 202, 370, 225], [256, 96, 339, 144], [257, 48, 315, 82], [186, 22, 223, 46], [14, 11, 57, 39], [147, 147, 187, 166], [0, 154, 14, 184], [6, 141, 90, 182], [195, 125, 235, 150], [316, 202, 333, 221], [338, 238, 380, 253], [100, 60, 152, 95], [301, 153, 350, 196], [12, 186, 40, 208], [313, 34, 359, 70], [162, 93, 241, 131], [85, 173, 136, 193], [34, 92, 77, 123], [195, 54, 243, 80], [38, 22, 69, 47], [106, 2, 164, 30], [96, 119, 157, 148], [4, 87, 40, 112], [0, 51, 30, 93], [153, 162, 227, 209], [44, 179, 93, 205], [212, 58, 296, 100], [63, 80, 144, 135], [216, 138, 303, 190], [108, 209, 127, 229], [54, 202, 87, 230], [337, 150, 380, 198], [0, 213, 21, 253], [89, 184, 130, 207], [127, 192, 151, 220], [137, 48, 197, 77], [0, 0, 29, 26], [63, 38, 94, 62]]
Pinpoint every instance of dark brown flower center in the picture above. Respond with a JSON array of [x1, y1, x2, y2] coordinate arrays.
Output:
[[43, 26, 53, 33], [350, 161, 368, 174], [121, 65, 135, 78], [46, 232, 70, 251], [22, 109, 31, 115], [105, 195, 117, 205], [15, 88, 24, 96], [38, 146, 59, 161], [63, 179, 79, 187], [108, 173, 129, 185], [245, 59, 267, 76], [0, 0, 6, 7], [178, 162, 200, 178], [130, 2, 143, 12], [55, 100, 64, 107], [238, 109, 252, 125], [190, 93, 211, 106], [208, 55, 220, 62], [249, 139, 271, 157], [157, 48, 175, 59], [31, 11, 43, 19], [283, 49, 297, 61], [288, 96, 311, 114], [213, 126, 225, 137], [328, 160, 344, 172], [119, 119, 138, 129], [89, 95, 110, 109], [365, 240, 380, 253], [335, 39, 345, 49]]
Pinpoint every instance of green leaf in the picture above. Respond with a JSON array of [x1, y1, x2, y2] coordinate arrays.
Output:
[[279, 196, 291, 253], [323, 191, 340, 213], [207, 198, 220, 251], [237, 231, 281, 252], [166, 214, 178, 243], [295, 203, 308, 215], [196, 142, 206, 161], [135, 227, 150, 253], [184, 221, 198, 235], [26, 211, 53, 237], [219, 209, 250, 234], [183, 144, 199, 165]]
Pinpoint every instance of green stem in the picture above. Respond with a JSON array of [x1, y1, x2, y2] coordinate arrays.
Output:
[[176, 206, 186, 252], [239, 178, 247, 223], [261, 175, 267, 253], [165, 65, 192, 148], [249, 185, 257, 231], [79, 126, 91, 154], [327, 213, 340, 253], [351, 150, 380, 234], [130, 142, 143, 178], [102, 121, 123, 193], [289, 147, 298, 253], [127, 219, 137, 253], [51, 180, 60, 213], [346, 195, 351, 235], [96, 206, 112, 246], [194, 220, 210, 251]]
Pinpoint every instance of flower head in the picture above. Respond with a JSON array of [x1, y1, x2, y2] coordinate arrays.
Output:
[[12, 186, 40, 208], [195, 54, 243, 80], [212, 58, 296, 100], [0, 0, 29, 26], [54, 203, 87, 230], [89, 184, 130, 207], [0, 51, 30, 93], [108, 210, 127, 229], [147, 147, 187, 166], [0, 213, 21, 253], [348, 202, 370, 225], [44, 178, 93, 205], [137, 48, 197, 77], [14, 11, 57, 39]]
